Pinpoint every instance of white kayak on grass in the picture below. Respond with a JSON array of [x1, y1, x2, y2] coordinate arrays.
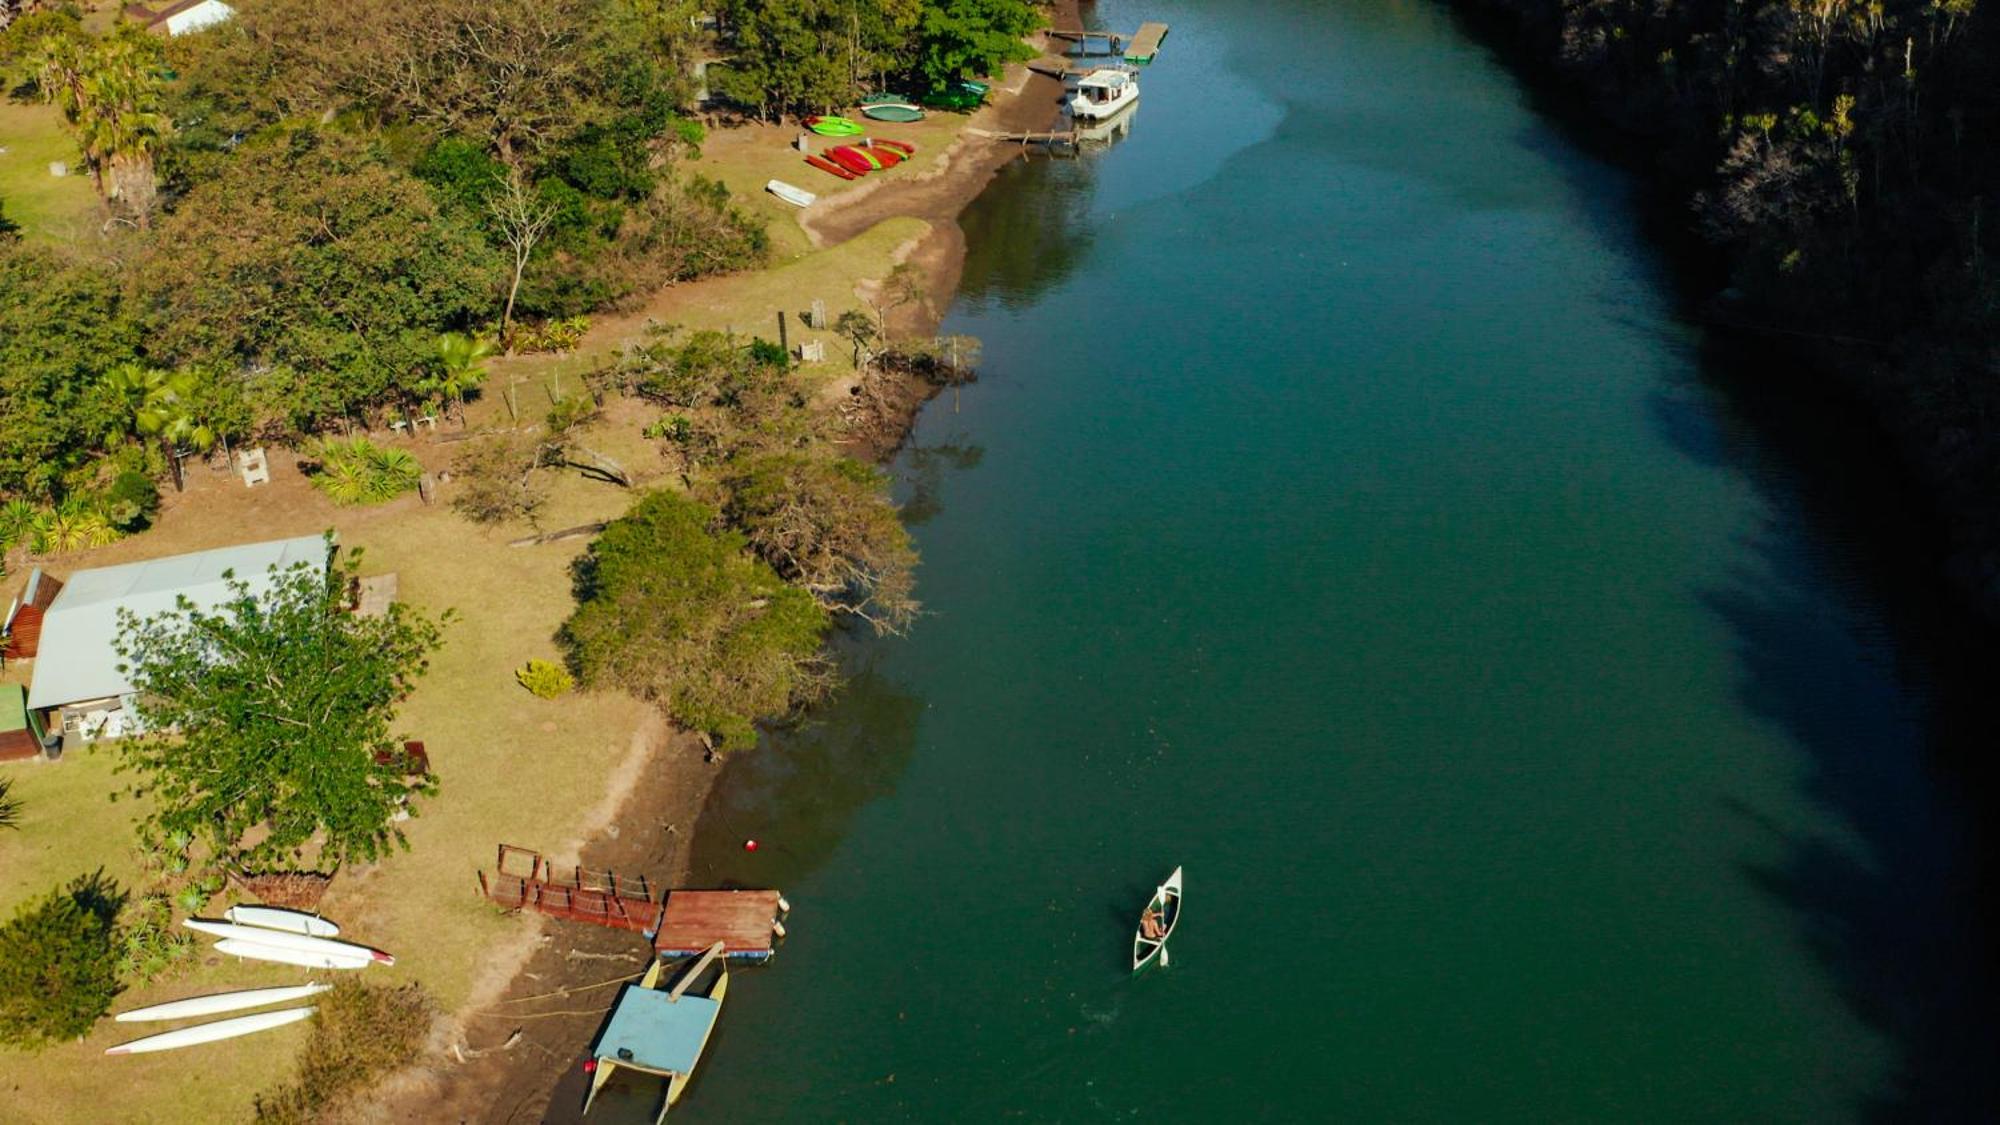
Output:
[[105, 1006, 316, 1055], [212, 938, 373, 971], [224, 904, 340, 938], [766, 179, 817, 207], [115, 982, 331, 1023], [184, 920, 393, 965]]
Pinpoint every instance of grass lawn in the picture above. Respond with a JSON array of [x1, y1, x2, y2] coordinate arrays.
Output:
[[0, 101, 103, 245], [0, 103, 965, 1120]]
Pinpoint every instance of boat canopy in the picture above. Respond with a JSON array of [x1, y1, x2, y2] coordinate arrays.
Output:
[[593, 989, 722, 1077], [1076, 69, 1133, 92]]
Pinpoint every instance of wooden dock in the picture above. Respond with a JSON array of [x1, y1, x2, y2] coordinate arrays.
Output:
[[651, 889, 791, 962], [1125, 22, 1169, 63], [479, 844, 661, 933]]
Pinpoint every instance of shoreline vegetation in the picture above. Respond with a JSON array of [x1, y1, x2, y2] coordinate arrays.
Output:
[[1448, 0, 2000, 622], [0, 0, 1073, 1119]]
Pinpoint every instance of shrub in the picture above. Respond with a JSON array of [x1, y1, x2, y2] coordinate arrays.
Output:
[[515, 659, 575, 699], [116, 893, 195, 984], [308, 437, 423, 506], [253, 982, 435, 1123], [0, 498, 37, 548], [100, 470, 162, 532], [0, 872, 125, 1048], [449, 437, 545, 526], [0, 777, 19, 830]]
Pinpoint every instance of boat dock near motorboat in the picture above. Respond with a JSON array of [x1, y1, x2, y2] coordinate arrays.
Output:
[[1043, 21, 1170, 64]]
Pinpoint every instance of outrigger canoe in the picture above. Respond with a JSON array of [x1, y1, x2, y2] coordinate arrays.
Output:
[[583, 942, 729, 1123], [184, 919, 393, 965], [804, 154, 858, 180], [224, 904, 339, 938], [804, 115, 864, 137], [105, 1007, 316, 1055], [1131, 865, 1183, 972], [116, 983, 331, 1023]]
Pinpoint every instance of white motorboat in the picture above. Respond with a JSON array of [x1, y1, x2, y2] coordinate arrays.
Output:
[[1069, 68, 1138, 121]]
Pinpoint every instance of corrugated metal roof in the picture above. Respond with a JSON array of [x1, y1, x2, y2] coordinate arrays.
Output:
[[27, 535, 330, 711]]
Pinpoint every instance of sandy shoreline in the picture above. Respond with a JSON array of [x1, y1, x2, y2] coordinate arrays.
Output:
[[358, 16, 1077, 1122]]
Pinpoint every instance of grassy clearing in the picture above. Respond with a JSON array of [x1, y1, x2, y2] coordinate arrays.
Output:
[[0, 105, 960, 1120], [0, 102, 103, 244]]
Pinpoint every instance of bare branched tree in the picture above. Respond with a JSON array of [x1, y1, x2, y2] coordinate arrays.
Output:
[[489, 167, 557, 340]]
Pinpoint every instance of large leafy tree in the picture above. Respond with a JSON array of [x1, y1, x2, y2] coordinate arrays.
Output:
[[133, 129, 501, 429], [0, 872, 125, 1049], [564, 490, 831, 752], [115, 543, 450, 873], [0, 242, 140, 499]]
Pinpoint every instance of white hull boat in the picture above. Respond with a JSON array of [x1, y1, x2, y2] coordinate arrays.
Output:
[[184, 919, 392, 965], [224, 905, 340, 937], [765, 179, 817, 207], [116, 982, 332, 1023], [211, 938, 374, 971], [106, 1006, 316, 1055], [1069, 67, 1139, 121]]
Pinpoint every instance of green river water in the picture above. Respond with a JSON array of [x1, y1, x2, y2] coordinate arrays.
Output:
[[674, 0, 1996, 1119]]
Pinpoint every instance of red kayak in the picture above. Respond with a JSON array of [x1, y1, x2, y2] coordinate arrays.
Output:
[[875, 139, 916, 156], [804, 154, 857, 180], [868, 146, 903, 168], [827, 146, 876, 175]]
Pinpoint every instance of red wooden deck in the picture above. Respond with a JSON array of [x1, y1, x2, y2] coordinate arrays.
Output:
[[652, 890, 787, 959]]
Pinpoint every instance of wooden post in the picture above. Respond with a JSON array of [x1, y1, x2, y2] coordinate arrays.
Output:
[[777, 309, 789, 358]]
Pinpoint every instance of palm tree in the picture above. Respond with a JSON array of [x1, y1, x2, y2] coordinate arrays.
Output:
[[38, 28, 169, 227], [0, 777, 20, 831], [427, 332, 497, 424], [103, 364, 214, 491]]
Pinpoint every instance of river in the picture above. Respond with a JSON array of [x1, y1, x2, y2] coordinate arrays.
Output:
[[677, 0, 1997, 1119]]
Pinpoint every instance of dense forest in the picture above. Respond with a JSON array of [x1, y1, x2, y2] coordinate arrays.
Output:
[[1454, 0, 2000, 612]]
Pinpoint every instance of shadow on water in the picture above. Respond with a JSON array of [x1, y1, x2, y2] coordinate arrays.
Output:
[[1681, 334, 2000, 1120], [953, 155, 1099, 312], [684, 656, 923, 889], [897, 438, 985, 527]]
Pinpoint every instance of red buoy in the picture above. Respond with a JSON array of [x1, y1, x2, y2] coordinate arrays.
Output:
[[743, 839, 760, 852]]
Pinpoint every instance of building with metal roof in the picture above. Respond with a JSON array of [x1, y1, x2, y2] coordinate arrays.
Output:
[[25, 535, 330, 743]]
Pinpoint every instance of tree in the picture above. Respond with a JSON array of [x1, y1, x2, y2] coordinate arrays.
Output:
[[913, 0, 1037, 93], [37, 27, 170, 227], [101, 364, 215, 493], [0, 872, 124, 1049], [114, 544, 450, 873], [489, 169, 558, 339], [563, 490, 831, 751], [426, 332, 497, 421], [717, 451, 919, 634], [0, 242, 141, 500]]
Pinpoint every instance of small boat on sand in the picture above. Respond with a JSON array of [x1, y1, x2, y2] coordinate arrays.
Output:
[[1131, 865, 1183, 972], [765, 179, 817, 207], [212, 938, 372, 971], [1070, 67, 1139, 121], [185, 919, 393, 965], [105, 1007, 316, 1055], [804, 154, 857, 180], [862, 102, 924, 123], [116, 983, 331, 1023], [224, 905, 339, 938], [583, 942, 730, 1121], [804, 115, 864, 137]]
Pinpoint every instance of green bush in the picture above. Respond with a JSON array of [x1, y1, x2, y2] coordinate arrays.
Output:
[[0, 872, 126, 1049], [253, 982, 435, 1123], [515, 659, 575, 699], [0, 776, 19, 830], [309, 437, 423, 506], [100, 470, 161, 531], [117, 893, 195, 984]]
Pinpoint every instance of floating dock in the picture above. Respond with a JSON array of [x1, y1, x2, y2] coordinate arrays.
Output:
[[1125, 22, 1169, 64], [652, 890, 791, 963]]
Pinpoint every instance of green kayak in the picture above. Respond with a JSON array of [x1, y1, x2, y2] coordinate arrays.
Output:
[[805, 115, 864, 137], [861, 102, 925, 123]]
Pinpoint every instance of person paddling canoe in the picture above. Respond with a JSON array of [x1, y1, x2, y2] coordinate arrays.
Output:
[[1139, 906, 1165, 941]]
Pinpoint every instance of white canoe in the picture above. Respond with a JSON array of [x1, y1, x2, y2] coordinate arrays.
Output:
[[225, 904, 340, 938], [212, 938, 373, 971], [766, 179, 817, 207], [106, 1006, 316, 1055], [115, 982, 331, 1023], [185, 920, 392, 965]]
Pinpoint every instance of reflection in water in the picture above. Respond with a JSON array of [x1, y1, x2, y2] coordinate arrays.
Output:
[[1683, 335, 2000, 1119], [953, 156, 1098, 311], [898, 439, 985, 527], [687, 661, 923, 888]]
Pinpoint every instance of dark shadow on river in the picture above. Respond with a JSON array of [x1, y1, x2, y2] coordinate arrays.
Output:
[[1676, 334, 2000, 1120]]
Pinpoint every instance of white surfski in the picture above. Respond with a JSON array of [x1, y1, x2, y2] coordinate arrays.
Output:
[[115, 982, 331, 1023], [106, 1006, 316, 1055], [211, 938, 373, 971], [224, 904, 340, 938], [184, 920, 392, 965]]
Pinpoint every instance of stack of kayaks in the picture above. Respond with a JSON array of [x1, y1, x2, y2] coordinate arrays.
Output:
[[803, 139, 917, 181], [104, 905, 371, 1055], [804, 115, 864, 137]]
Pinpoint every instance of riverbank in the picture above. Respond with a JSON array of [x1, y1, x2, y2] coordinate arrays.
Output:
[[353, 22, 1077, 1123]]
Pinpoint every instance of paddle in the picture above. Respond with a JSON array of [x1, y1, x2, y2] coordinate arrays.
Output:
[[1160, 944, 1170, 968]]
